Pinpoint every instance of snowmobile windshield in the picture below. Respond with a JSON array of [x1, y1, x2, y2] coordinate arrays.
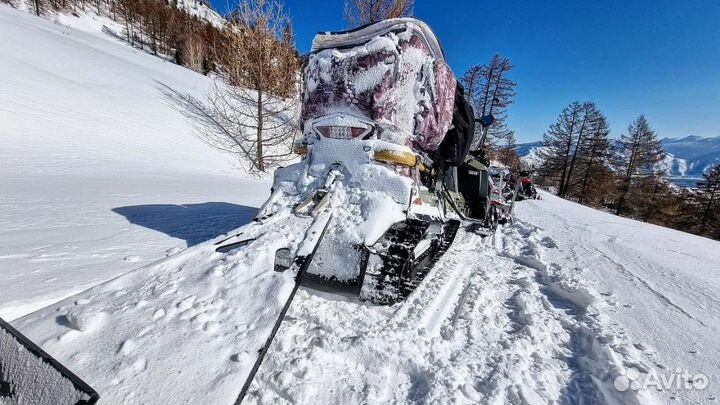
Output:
[[302, 18, 456, 152]]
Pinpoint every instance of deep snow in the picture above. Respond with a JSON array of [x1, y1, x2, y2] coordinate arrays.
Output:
[[244, 194, 720, 405], [14, 191, 720, 405], [3, 5, 720, 405]]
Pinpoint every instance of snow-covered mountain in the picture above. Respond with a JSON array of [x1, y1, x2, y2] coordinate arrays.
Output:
[[175, 0, 226, 26], [517, 140, 545, 168], [660, 136, 720, 186], [518, 136, 720, 186]]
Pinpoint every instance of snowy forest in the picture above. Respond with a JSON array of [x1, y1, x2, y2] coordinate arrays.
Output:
[[4, 0, 720, 240]]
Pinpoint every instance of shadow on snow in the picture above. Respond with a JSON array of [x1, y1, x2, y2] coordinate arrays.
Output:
[[112, 202, 257, 246]]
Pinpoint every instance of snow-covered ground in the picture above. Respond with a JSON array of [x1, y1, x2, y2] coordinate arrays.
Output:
[[244, 193, 720, 405], [3, 5, 720, 405], [0, 6, 268, 320], [12, 190, 720, 405]]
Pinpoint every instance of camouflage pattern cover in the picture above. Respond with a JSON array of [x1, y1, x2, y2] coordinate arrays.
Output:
[[303, 18, 456, 153]]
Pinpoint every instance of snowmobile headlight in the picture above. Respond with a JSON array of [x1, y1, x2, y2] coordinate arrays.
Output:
[[274, 248, 293, 272], [314, 125, 372, 139]]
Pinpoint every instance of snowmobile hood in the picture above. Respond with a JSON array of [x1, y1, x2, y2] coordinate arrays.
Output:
[[311, 18, 446, 60]]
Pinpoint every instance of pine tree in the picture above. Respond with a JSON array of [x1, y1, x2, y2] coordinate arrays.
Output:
[[614, 115, 665, 217], [695, 163, 720, 237]]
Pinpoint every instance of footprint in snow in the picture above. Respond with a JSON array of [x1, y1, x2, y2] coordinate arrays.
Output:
[[633, 342, 648, 351], [539, 236, 558, 248], [118, 339, 137, 355]]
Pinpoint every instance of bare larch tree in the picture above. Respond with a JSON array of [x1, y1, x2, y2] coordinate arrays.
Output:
[[344, 0, 414, 27], [205, 0, 301, 173], [614, 115, 665, 216], [695, 163, 720, 237], [461, 54, 517, 158]]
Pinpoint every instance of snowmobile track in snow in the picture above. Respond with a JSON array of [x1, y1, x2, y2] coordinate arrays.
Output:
[[245, 221, 655, 405]]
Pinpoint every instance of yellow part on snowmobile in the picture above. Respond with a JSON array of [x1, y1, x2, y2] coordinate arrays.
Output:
[[294, 143, 427, 172], [373, 149, 427, 172]]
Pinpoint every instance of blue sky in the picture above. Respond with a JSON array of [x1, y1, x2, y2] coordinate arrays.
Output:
[[212, 0, 720, 143]]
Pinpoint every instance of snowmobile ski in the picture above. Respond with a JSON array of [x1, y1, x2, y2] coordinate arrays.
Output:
[[0, 317, 99, 405], [234, 211, 334, 404]]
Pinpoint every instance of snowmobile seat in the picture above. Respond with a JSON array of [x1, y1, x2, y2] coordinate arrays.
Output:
[[434, 83, 476, 167]]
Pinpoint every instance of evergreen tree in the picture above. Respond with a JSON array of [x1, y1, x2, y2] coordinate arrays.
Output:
[[614, 115, 665, 216]]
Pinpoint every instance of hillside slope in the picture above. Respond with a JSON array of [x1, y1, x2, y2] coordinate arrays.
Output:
[[4, 5, 720, 405], [14, 190, 720, 405], [0, 6, 269, 320]]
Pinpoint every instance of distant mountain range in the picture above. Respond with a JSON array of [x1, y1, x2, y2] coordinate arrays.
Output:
[[517, 136, 720, 187]]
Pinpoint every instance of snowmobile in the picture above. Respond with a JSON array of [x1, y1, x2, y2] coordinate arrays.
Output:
[[244, 18, 503, 306], [504, 168, 538, 200], [488, 165, 517, 223], [217, 20, 503, 402]]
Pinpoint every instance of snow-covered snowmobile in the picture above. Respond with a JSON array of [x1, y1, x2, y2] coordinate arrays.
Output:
[[217, 18, 499, 312], [258, 18, 503, 306], [210, 18, 510, 403]]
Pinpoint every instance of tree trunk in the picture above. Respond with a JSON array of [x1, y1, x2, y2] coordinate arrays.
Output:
[[699, 185, 717, 233], [561, 114, 588, 198], [643, 182, 660, 222], [478, 64, 496, 117], [34, 0, 40, 16], [558, 112, 578, 196], [578, 157, 594, 205], [616, 135, 641, 216], [256, 89, 264, 172], [615, 179, 630, 215]]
